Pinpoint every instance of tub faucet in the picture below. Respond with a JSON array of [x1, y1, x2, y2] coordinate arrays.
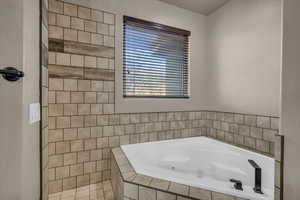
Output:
[[248, 159, 263, 194]]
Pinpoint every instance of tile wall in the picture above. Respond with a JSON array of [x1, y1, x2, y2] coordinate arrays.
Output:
[[41, 0, 49, 199], [46, 0, 280, 196]]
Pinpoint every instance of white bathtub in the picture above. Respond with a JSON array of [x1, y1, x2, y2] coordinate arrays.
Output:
[[121, 137, 274, 200]]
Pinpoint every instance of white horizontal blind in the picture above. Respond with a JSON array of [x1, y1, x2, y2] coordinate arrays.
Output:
[[123, 16, 190, 98]]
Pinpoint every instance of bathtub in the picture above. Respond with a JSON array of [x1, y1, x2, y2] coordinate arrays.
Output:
[[121, 137, 274, 200]]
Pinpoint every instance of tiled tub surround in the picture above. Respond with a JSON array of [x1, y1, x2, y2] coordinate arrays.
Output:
[[112, 146, 253, 200], [46, 0, 281, 197]]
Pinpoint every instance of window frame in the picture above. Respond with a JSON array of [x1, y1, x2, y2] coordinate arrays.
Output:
[[123, 16, 191, 99]]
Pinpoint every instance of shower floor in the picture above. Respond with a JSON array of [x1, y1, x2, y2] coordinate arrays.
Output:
[[48, 181, 114, 200]]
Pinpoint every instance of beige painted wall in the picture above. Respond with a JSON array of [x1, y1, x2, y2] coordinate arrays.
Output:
[[0, 0, 40, 199], [207, 0, 282, 117], [21, 0, 40, 199], [281, 0, 300, 199]]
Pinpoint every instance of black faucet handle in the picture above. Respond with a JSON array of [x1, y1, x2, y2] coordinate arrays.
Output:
[[230, 179, 243, 191]]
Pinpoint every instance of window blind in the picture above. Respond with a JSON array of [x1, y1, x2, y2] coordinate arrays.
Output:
[[123, 16, 190, 98]]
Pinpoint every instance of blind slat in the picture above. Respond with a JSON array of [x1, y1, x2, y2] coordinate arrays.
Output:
[[123, 16, 189, 98]]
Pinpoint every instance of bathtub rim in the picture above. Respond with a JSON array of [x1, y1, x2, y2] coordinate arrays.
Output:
[[112, 136, 275, 200]]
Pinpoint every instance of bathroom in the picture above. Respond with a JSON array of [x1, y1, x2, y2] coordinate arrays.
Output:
[[0, 0, 299, 199]]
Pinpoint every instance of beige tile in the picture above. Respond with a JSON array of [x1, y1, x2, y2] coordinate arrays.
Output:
[[91, 80, 103, 91], [177, 196, 192, 200], [71, 17, 84, 30], [133, 174, 152, 186], [97, 57, 109, 69], [78, 80, 91, 91], [157, 191, 176, 200], [124, 182, 138, 199], [97, 137, 109, 148], [108, 59, 114, 70], [189, 187, 211, 200], [49, 12, 57, 25], [256, 139, 270, 153], [275, 161, 281, 188], [56, 116, 71, 128], [212, 192, 235, 200], [150, 178, 170, 190], [90, 149, 102, 161], [91, 9, 103, 22], [64, 28, 77, 41], [49, 117, 57, 129], [85, 20, 97, 33], [64, 152, 77, 165], [263, 129, 277, 142], [77, 128, 90, 139], [64, 79, 78, 91], [64, 128, 77, 141], [85, 139, 97, 150], [70, 163, 84, 176], [64, 40, 114, 58], [64, 3, 77, 17], [84, 56, 97, 68], [49, 154, 63, 168], [78, 104, 91, 115], [56, 53, 70, 66], [64, 104, 77, 116], [97, 23, 109, 35], [56, 141, 70, 154], [91, 33, 104, 45], [168, 182, 189, 196], [71, 92, 84, 103], [244, 115, 257, 126], [55, 166, 70, 179], [49, 78, 63, 91], [63, 177, 77, 190], [77, 174, 90, 187], [49, 25, 63, 39], [257, 116, 271, 128], [250, 127, 263, 139], [71, 140, 84, 152], [49, 52, 56, 65], [48, 168, 55, 181], [271, 117, 279, 130], [49, 129, 63, 142], [139, 186, 156, 200], [104, 36, 114, 47], [103, 81, 114, 92], [90, 172, 103, 184], [85, 115, 97, 127], [85, 92, 97, 103], [109, 25, 115, 36], [78, 31, 91, 43], [56, 91, 70, 103], [78, 151, 90, 163], [49, 0, 63, 14], [84, 161, 96, 173], [91, 127, 102, 137], [71, 54, 84, 67], [91, 104, 103, 114], [78, 6, 91, 20], [48, 180, 63, 194], [49, 104, 63, 116], [103, 12, 115, 24], [57, 14, 70, 28]]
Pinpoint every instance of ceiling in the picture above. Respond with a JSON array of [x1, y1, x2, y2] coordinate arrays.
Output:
[[158, 0, 230, 15]]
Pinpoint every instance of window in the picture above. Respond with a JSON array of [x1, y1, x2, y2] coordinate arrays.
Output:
[[123, 16, 190, 98]]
